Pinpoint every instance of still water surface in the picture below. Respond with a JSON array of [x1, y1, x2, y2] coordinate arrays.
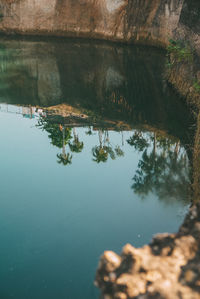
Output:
[[0, 38, 192, 298]]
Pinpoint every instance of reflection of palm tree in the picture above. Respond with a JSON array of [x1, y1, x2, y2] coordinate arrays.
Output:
[[37, 117, 72, 165], [37, 117, 72, 148], [92, 130, 107, 163], [121, 131, 124, 146], [104, 146, 116, 160], [92, 129, 116, 163], [57, 126, 73, 166], [85, 126, 93, 136], [92, 146, 108, 163], [115, 145, 124, 157], [69, 127, 84, 153], [57, 153, 72, 166]]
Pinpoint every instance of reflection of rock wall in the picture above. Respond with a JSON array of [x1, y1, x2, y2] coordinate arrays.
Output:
[[37, 58, 62, 106], [0, 39, 191, 141], [0, 41, 62, 105], [0, 0, 199, 52]]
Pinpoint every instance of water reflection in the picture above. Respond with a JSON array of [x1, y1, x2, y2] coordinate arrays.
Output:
[[129, 131, 190, 202], [0, 101, 191, 204], [0, 38, 194, 299], [0, 38, 191, 140]]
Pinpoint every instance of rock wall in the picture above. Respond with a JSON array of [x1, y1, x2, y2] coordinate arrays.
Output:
[[0, 0, 198, 50], [95, 202, 200, 299]]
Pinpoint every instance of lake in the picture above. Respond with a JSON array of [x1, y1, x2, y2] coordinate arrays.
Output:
[[0, 37, 193, 299]]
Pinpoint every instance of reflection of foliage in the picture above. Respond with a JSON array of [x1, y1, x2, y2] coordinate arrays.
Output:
[[152, 134, 176, 150], [37, 118, 72, 148], [57, 153, 72, 166], [132, 149, 166, 197], [69, 137, 84, 153], [69, 128, 84, 153], [85, 126, 93, 135], [37, 117, 73, 166], [156, 152, 189, 200], [104, 146, 116, 160], [126, 129, 190, 202], [92, 146, 108, 163], [127, 131, 149, 152], [92, 129, 122, 163], [130, 130, 190, 202], [133, 149, 190, 202], [115, 146, 124, 157]]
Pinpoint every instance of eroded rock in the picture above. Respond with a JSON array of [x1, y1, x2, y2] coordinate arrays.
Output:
[[95, 202, 200, 298]]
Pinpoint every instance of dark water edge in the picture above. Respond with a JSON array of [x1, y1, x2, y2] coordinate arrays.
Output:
[[0, 37, 195, 299]]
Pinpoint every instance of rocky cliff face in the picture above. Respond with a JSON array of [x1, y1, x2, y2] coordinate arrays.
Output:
[[95, 202, 200, 299], [0, 0, 198, 51]]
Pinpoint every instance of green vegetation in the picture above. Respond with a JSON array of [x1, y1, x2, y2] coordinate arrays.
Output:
[[193, 81, 200, 93], [167, 39, 200, 97], [167, 39, 194, 63]]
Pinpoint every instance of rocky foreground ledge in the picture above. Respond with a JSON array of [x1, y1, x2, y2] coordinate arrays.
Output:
[[95, 203, 200, 299]]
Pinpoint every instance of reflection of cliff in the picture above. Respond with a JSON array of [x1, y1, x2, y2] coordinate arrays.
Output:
[[0, 39, 192, 144], [0, 41, 62, 106]]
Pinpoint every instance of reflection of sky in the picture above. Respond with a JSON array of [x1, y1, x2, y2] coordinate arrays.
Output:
[[0, 103, 45, 119], [0, 111, 189, 299]]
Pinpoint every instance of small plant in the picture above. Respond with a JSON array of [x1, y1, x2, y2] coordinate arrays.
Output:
[[193, 81, 200, 93], [167, 39, 194, 63]]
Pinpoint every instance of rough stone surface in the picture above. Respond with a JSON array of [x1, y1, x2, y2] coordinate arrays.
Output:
[[95, 103, 200, 299], [0, 0, 199, 53], [95, 202, 200, 298]]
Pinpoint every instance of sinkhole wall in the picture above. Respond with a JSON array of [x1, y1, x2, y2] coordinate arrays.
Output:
[[0, 0, 198, 52]]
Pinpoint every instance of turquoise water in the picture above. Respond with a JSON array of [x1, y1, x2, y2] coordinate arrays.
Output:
[[0, 39, 192, 299]]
